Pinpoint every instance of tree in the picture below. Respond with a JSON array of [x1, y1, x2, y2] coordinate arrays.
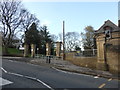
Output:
[[58, 33, 63, 42], [50, 34, 58, 42], [21, 9, 39, 32], [50, 34, 58, 55], [25, 23, 40, 45], [25, 23, 40, 54], [39, 25, 52, 55], [40, 26, 52, 42], [20, 9, 39, 44], [0, 0, 23, 54], [65, 32, 81, 51], [81, 26, 94, 49], [75, 45, 81, 51]]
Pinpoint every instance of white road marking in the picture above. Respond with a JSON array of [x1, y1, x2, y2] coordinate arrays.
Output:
[[37, 79, 54, 90], [1, 67, 7, 73], [0, 77, 13, 86], [1, 67, 54, 90], [24, 76, 36, 80], [8, 72, 24, 77]]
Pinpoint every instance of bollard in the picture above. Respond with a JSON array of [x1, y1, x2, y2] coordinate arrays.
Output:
[[48, 56, 51, 63], [46, 56, 51, 63], [46, 56, 48, 63]]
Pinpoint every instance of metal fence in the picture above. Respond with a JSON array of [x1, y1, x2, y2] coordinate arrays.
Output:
[[75, 49, 97, 57], [34, 49, 97, 58]]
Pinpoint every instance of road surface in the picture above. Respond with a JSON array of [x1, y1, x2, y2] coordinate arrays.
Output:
[[1, 59, 119, 89]]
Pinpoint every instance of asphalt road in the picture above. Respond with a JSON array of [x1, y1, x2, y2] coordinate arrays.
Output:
[[1, 59, 119, 89]]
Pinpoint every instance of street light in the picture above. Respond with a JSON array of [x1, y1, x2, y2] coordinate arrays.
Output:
[[63, 21, 65, 60], [104, 26, 112, 71]]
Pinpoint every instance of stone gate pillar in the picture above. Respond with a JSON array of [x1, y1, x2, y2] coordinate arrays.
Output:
[[24, 44, 29, 57], [56, 42, 62, 57], [96, 39, 108, 70], [31, 44, 36, 58], [46, 42, 51, 56]]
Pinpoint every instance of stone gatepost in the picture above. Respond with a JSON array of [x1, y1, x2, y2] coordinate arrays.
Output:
[[96, 38, 108, 71], [31, 44, 36, 58], [46, 42, 51, 56], [56, 42, 62, 57], [24, 44, 29, 57]]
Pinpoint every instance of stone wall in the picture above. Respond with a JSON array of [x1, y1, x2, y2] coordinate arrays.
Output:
[[62, 31, 120, 74], [106, 32, 120, 74], [96, 31, 120, 74], [64, 52, 97, 69]]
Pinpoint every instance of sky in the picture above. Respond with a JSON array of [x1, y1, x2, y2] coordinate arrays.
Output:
[[22, 1, 118, 38]]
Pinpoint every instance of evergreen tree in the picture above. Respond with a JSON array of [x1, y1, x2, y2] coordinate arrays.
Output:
[[39, 25, 52, 55], [25, 23, 40, 45]]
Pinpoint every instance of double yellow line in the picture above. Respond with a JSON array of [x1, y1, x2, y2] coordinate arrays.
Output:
[[98, 83, 106, 88], [98, 78, 113, 88]]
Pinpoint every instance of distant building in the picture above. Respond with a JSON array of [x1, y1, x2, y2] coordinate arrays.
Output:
[[94, 20, 120, 74]]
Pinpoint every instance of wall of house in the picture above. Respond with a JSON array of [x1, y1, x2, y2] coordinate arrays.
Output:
[[65, 31, 120, 74], [106, 32, 120, 74], [96, 31, 120, 74]]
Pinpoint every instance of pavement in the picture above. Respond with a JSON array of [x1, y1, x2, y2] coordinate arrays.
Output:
[[2, 56, 119, 80]]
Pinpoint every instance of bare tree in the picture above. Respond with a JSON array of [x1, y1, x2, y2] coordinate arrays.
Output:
[[58, 33, 63, 42], [20, 9, 39, 43], [0, 0, 23, 53], [65, 32, 81, 51], [50, 34, 58, 42], [20, 9, 39, 32], [81, 26, 94, 49]]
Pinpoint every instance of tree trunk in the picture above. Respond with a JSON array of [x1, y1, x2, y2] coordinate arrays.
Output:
[[3, 45, 8, 55]]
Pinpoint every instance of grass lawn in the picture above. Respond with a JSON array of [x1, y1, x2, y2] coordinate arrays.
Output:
[[8, 48, 23, 55], [0, 46, 2, 54], [0, 46, 2, 52], [2, 47, 23, 56]]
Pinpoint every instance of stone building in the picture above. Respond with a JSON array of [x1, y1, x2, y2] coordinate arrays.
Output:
[[94, 20, 120, 74]]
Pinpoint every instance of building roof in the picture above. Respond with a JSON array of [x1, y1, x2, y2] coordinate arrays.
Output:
[[94, 20, 120, 34]]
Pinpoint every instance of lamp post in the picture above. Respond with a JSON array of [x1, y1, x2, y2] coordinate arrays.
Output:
[[63, 21, 65, 60], [104, 36, 109, 71], [104, 28, 111, 71]]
